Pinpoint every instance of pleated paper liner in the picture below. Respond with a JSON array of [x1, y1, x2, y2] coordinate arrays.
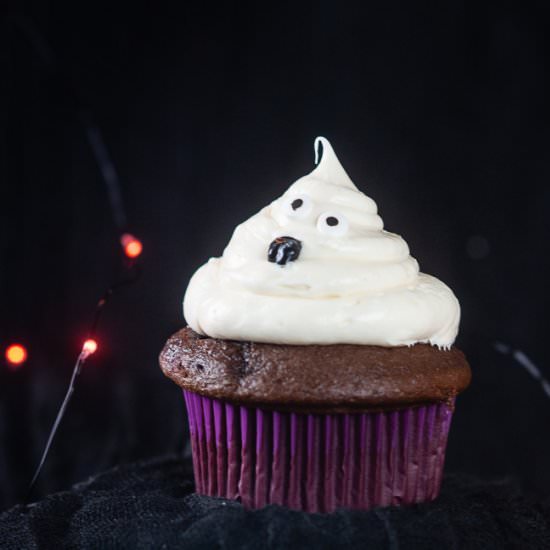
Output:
[[183, 390, 455, 513]]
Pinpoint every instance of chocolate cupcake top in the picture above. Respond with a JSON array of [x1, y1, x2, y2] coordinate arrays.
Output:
[[184, 138, 460, 349], [160, 328, 471, 413]]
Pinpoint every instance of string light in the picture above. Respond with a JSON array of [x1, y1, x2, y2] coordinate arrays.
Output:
[[26, 257, 142, 503], [6, 344, 28, 368], [27, 334, 99, 500], [18, 17, 144, 504], [82, 338, 98, 356], [120, 233, 143, 259]]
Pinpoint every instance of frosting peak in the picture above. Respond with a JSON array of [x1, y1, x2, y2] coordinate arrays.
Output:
[[184, 138, 460, 348], [312, 137, 357, 190]]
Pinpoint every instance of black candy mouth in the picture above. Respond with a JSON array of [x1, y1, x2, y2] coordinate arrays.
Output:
[[267, 236, 302, 266]]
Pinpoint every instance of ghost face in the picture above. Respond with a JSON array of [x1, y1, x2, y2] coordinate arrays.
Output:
[[221, 167, 414, 301], [219, 136, 418, 301], [267, 189, 351, 265]]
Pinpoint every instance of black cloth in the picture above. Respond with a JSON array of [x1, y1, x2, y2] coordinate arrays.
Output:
[[1, 456, 549, 550]]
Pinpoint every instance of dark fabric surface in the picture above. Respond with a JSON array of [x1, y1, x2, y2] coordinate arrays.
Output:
[[1, 456, 549, 550]]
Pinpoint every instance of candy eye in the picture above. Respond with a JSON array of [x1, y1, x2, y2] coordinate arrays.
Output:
[[282, 194, 313, 219], [317, 212, 349, 236]]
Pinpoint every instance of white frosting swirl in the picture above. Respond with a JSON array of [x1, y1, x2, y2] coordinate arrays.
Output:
[[184, 138, 460, 348]]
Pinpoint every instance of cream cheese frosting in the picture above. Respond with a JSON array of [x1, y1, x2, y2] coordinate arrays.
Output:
[[183, 137, 460, 348]]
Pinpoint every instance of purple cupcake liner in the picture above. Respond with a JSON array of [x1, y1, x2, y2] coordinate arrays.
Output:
[[183, 390, 455, 513]]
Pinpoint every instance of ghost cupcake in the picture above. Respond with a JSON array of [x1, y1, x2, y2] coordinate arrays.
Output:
[[160, 137, 470, 513]]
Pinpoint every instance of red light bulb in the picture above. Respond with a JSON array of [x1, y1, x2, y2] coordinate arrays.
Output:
[[120, 233, 143, 259], [82, 338, 98, 356], [6, 344, 28, 368]]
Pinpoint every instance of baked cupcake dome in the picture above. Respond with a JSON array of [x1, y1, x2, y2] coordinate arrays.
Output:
[[160, 328, 470, 413]]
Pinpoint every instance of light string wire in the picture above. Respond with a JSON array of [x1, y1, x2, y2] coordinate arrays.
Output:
[[26, 266, 141, 502], [6, 15, 142, 502]]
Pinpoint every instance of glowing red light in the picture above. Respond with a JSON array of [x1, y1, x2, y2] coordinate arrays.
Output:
[[82, 339, 98, 355], [120, 233, 143, 259], [6, 344, 27, 367]]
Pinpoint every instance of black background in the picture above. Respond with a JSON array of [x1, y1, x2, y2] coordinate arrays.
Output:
[[1, 1, 548, 511]]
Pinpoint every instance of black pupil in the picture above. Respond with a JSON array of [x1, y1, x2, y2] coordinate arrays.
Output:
[[326, 216, 339, 226], [291, 198, 303, 210]]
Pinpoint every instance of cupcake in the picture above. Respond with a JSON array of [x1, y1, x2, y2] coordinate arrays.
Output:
[[160, 137, 470, 513]]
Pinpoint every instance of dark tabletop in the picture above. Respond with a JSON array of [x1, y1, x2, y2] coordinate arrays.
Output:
[[1, 455, 549, 550]]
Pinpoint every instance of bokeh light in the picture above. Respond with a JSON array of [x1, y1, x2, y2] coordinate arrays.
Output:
[[6, 344, 28, 368], [82, 338, 98, 355], [120, 233, 143, 259]]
